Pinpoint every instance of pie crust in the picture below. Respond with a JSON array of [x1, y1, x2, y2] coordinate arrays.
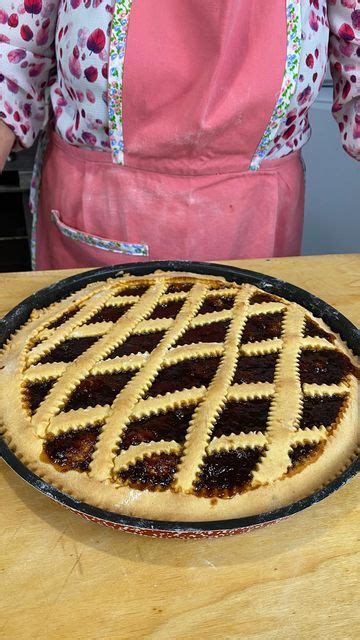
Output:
[[0, 271, 358, 521]]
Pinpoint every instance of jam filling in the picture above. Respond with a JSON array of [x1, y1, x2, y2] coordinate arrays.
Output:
[[166, 282, 193, 293], [86, 304, 131, 324], [65, 371, 134, 411], [109, 330, 165, 358], [39, 337, 98, 364], [120, 406, 195, 450], [304, 319, 335, 343], [150, 300, 184, 320], [47, 308, 78, 329], [145, 357, 220, 398], [242, 312, 283, 344], [118, 453, 179, 489], [194, 447, 264, 497], [26, 380, 55, 414], [250, 292, 278, 304], [44, 425, 101, 472], [198, 296, 234, 314], [300, 395, 344, 429], [299, 349, 353, 384], [289, 443, 320, 468], [233, 354, 278, 384], [212, 399, 270, 438], [115, 285, 149, 297], [176, 320, 229, 346]]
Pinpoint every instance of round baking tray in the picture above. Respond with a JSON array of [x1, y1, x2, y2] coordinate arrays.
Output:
[[0, 260, 359, 538]]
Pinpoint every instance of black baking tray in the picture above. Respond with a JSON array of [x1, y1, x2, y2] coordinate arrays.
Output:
[[0, 261, 359, 538]]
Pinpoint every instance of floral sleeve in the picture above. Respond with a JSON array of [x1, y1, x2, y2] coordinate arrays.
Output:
[[0, 0, 59, 149], [328, 0, 360, 160]]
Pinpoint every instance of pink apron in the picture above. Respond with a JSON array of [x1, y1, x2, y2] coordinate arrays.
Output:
[[36, 1, 304, 270]]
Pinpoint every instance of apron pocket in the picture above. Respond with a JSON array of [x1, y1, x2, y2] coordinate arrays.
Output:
[[51, 209, 149, 257]]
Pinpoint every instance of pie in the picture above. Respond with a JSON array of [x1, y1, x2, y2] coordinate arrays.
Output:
[[0, 271, 359, 521]]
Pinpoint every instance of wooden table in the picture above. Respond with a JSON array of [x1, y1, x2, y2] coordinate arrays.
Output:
[[1, 255, 359, 640]]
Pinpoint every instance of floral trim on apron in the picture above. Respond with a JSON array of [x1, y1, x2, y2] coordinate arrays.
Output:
[[249, 0, 301, 171], [108, 0, 133, 164], [51, 209, 149, 256]]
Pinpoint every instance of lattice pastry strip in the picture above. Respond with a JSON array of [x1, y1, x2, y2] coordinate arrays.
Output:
[[47, 382, 275, 439], [48, 405, 110, 435], [174, 285, 254, 492], [252, 306, 306, 484], [69, 309, 232, 339], [23, 333, 341, 384], [207, 432, 268, 454], [115, 432, 270, 474], [114, 440, 181, 473], [67, 301, 284, 341], [303, 383, 350, 397], [89, 283, 209, 481]]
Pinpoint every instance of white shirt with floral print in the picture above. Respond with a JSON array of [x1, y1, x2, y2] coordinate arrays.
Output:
[[0, 0, 359, 167]]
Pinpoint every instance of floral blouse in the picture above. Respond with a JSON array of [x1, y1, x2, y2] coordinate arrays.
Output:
[[0, 0, 359, 166]]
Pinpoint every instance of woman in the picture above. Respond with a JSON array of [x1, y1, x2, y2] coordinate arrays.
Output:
[[0, 1, 359, 269]]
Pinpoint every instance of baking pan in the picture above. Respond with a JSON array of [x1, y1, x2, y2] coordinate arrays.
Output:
[[0, 260, 359, 538]]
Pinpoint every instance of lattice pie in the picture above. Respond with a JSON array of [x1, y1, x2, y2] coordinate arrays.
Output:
[[0, 271, 358, 521]]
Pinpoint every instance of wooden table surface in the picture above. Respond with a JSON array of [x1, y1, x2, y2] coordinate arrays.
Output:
[[1, 254, 359, 640]]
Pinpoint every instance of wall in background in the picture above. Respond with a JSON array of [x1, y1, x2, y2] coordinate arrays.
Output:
[[302, 86, 360, 255], [0, 147, 33, 271]]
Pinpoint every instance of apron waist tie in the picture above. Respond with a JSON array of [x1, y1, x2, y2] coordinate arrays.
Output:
[[50, 128, 301, 175]]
